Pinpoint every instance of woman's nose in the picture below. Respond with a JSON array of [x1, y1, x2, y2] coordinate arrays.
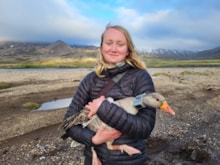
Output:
[[110, 44, 117, 52]]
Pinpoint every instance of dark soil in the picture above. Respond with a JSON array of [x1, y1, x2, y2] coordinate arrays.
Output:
[[0, 69, 220, 165]]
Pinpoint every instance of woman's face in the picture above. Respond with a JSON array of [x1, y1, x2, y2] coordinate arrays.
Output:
[[101, 28, 129, 66]]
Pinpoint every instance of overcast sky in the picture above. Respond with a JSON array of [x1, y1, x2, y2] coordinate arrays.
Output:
[[0, 0, 220, 51]]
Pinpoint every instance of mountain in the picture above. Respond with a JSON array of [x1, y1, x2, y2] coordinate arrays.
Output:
[[196, 47, 220, 59], [0, 40, 98, 57], [0, 41, 47, 56], [140, 47, 220, 60], [140, 48, 196, 59], [0, 40, 220, 60], [37, 40, 74, 55]]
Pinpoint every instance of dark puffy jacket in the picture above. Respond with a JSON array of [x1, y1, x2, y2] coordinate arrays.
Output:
[[64, 63, 156, 165]]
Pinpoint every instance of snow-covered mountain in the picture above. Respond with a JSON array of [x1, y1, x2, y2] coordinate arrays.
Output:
[[139, 47, 220, 60]]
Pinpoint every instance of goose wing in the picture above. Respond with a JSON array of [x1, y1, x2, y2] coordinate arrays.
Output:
[[59, 109, 90, 131]]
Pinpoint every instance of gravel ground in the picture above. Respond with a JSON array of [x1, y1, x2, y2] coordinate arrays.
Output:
[[0, 68, 220, 165]]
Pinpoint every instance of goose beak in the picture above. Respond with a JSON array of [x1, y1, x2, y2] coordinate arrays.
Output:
[[160, 101, 175, 115]]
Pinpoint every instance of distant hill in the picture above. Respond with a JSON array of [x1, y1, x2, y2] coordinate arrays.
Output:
[[0, 40, 98, 57], [37, 40, 74, 55], [196, 47, 220, 59], [0, 41, 47, 56], [0, 40, 219, 60]]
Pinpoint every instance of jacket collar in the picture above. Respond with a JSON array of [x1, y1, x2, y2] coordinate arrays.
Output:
[[102, 62, 133, 78]]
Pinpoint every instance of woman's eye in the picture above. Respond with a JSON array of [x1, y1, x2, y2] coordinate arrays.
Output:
[[117, 43, 125, 47]]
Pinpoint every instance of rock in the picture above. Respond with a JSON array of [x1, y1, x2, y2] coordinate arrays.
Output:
[[190, 147, 209, 163]]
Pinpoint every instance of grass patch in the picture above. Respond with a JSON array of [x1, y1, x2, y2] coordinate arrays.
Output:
[[0, 57, 97, 68], [22, 102, 40, 110], [40, 57, 97, 68], [180, 70, 214, 76], [152, 72, 170, 77], [0, 58, 220, 68], [0, 82, 11, 89], [144, 59, 220, 68]]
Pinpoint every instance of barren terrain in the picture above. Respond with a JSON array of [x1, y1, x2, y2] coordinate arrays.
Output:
[[0, 67, 219, 165]]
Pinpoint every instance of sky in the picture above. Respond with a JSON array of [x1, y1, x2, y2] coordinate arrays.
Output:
[[0, 0, 220, 51]]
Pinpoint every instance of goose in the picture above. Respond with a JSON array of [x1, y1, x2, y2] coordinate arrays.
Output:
[[59, 92, 175, 165]]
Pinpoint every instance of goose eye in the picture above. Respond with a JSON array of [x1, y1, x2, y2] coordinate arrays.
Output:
[[156, 98, 160, 101]]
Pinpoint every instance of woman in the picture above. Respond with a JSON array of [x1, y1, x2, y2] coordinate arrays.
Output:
[[63, 24, 156, 165]]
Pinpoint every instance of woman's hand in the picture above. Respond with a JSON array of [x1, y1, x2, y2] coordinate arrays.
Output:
[[92, 124, 122, 145], [85, 96, 105, 119]]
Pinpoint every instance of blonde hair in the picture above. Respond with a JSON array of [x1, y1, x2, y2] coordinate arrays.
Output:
[[95, 24, 147, 77]]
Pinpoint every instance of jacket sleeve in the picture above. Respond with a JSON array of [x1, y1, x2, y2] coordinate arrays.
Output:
[[63, 72, 96, 146], [97, 70, 156, 139]]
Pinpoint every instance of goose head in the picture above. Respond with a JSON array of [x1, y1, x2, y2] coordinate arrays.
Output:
[[142, 92, 175, 115]]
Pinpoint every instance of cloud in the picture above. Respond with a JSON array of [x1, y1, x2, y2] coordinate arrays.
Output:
[[114, 3, 220, 50], [0, 0, 220, 50], [0, 0, 104, 44]]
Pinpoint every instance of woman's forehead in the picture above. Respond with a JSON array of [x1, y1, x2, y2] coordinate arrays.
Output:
[[103, 28, 126, 41]]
